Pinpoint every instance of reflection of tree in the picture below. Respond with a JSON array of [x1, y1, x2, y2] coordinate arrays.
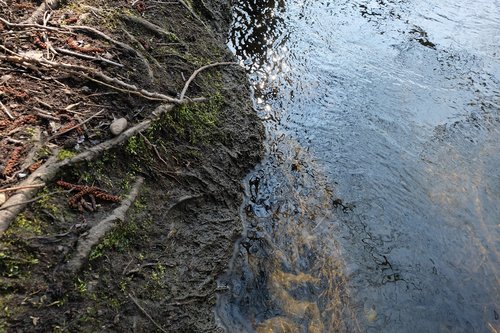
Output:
[[229, 0, 286, 72]]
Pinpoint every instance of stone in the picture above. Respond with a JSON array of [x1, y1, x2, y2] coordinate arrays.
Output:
[[110, 117, 127, 136]]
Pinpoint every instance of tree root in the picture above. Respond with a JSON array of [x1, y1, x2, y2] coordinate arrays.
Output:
[[179, 62, 238, 100], [0, 104, 173, 234], [119, 14, 178, 42], [65, 176, 144, 272], [128, 292, 168, 333]]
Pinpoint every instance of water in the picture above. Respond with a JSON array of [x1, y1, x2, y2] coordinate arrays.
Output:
[[216, 0, 500, 332]]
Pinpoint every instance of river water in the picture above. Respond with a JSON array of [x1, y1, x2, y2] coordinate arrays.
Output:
[[216, 0, 500, 332]]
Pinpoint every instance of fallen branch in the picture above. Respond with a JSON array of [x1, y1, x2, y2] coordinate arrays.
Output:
[[128, 292, 168, 333], [65, 176, 144, 272], [66, 25, 153, 79], [0, 17, 61, 31]]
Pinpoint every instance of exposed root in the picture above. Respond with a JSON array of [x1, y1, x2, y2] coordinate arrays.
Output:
[[179, 61, 238, 101], [0, 104, 173, 234], [128, 292, 168, 333], [119, 14, 178, 41], [65, 176, 144, 272], [22, 0, 60, 24], [55, 47, 123, 67]]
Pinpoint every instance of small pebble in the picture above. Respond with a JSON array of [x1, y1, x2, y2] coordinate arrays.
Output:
[[110, 118, 128, 136]]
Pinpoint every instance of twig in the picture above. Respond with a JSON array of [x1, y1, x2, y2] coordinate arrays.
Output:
[[179, 62, 237, 101], [54, 47, 124, 67], [0, 101, 14, 120], [0, 184, 45, 194], [128, 292, 168, 333], [47, 109, 105, 141]]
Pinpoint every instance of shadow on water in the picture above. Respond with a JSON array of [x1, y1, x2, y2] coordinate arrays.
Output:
[[217, 0, 500, 332]]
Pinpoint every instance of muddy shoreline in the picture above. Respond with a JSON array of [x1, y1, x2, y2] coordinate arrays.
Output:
[[0, 1, 263, 332]]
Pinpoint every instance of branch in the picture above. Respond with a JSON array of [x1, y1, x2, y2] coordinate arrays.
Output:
[[179, 62, 238, 101]]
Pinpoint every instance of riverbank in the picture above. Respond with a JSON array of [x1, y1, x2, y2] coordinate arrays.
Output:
[[0, 1, 263, 331]]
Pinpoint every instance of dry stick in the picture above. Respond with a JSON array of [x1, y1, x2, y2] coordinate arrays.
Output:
[[0, 101, 14, 120], [179, 62, 238, 101], [0, 184, 45, 194], [65, 176, 144, 272], [47, 109, 105, 141], [0, 104, 174, 234], [128, 293, 168, 333], [54, 47, 124, 67]]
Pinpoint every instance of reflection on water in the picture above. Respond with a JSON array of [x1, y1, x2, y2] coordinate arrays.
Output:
[[217, 0, 500, 332]]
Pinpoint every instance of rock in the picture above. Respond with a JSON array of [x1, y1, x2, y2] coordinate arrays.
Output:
[[110, 118, 128, 136], [0, 193, 7, 206]]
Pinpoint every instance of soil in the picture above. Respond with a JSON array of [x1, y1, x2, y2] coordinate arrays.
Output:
[[0, 1, 263, 332]]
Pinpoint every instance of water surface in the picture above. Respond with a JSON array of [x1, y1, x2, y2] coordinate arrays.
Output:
[[217, 0, 500, 332]]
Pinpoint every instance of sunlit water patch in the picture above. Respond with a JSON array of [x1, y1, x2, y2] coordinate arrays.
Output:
[[217, 0, 500, 332]]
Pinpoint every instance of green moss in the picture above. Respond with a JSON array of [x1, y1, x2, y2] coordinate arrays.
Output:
[[75, 277, 87, 294], [89, 219, 138, 261], [57, 149, 76, 161], [0, 250, 39, 278], [162, 92, 224, 144], [7, 214, 42, 236], [125, 135, 145, 156], [34, 187, 60, 216]]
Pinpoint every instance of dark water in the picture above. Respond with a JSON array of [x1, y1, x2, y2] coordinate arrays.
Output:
[[216, 0, 500, 332]]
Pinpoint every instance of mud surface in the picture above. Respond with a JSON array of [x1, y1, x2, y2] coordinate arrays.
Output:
[[0, 1, 263, 332]]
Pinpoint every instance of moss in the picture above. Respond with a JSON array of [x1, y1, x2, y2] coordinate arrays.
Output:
[[57, 149, 76, 161], [161, 92, 224, 144], [7, 213, 42, 236], [88, 218, 138, 261], [0, 250, 39, 279], [34, 187, 61, 216]]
